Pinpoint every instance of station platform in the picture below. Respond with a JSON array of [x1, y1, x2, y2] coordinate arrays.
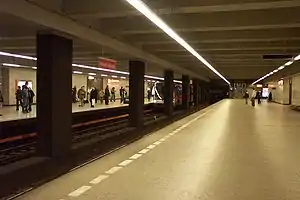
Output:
[[0, 100, 151, 122], [13, 99, 300, 200]]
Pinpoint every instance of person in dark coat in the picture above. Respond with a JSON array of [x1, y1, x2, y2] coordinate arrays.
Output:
[[90, 88, 98, 108], [28, 88, 35, 112], [16, 86, 22, 111], [104, 85, 110, 105], [119, 86, 125, 104], [22, 82, 30, 113]]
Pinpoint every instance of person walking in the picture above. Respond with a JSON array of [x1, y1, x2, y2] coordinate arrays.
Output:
[[28, 88, 35, 112], [257, 91, 261, 104], [110, 87, 116, 102], [15, 86, 22, 111], [251, 88, 257, 107], [119, 86, 125, 104], [244, 91, 249, 104], [104, 85, 110, 105], [21, 81, 30, 113], [77, 86, 86, 107], [90, 87, 97, 108]]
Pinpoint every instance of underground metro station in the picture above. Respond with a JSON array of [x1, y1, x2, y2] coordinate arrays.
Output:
[[0, 0, 300, 199]]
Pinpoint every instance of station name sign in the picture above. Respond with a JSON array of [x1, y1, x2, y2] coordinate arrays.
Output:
[[98, 57, 117, 69]]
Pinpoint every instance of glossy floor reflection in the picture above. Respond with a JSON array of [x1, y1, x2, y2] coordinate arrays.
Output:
[[14, 99, 300, 200]]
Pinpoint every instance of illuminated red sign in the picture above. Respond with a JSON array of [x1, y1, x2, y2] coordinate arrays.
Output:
[[98, 57, 117, 69]]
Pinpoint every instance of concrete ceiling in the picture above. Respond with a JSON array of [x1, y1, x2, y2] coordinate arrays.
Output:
[[0, 0, 300, 81]]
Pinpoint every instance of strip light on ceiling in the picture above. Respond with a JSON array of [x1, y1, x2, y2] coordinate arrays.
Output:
[[2, 63, 21, 67], [0, 51, 182, 83], [124, 0, 230, 85], [252, 54, 300, 85]]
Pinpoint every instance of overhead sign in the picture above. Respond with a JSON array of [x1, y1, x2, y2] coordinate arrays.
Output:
[[98, 57, 117, 69]]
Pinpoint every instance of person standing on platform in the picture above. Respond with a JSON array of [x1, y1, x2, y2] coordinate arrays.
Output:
[[90, 87, 97, 108], [15, 86, 22, 111], [110, 87, 116, 102], [99, 89, 104, 104], [104, 85, 110, 105], [244, 91, 249, 104], [77, 86, 86, 107], [72, 86, 77, 103], [257, 91, 261, 104], [147, 88, 152, 102], [21, 81, 30, 113], [28, 88, 35, 112], [120, 86, 125, 104], [251, 88, 257, 107]]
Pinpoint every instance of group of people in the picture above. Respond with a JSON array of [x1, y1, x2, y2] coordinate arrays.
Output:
[[73, 85, 128, 108], [244, 88, 266, 106], [15, 81, 35, 113]]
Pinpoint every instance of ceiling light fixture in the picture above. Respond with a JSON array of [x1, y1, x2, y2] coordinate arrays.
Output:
[[124, 0, 230, 85], [252, 55, 299, 85], [0, 51, 37, 60], [88, 76, 95, 80], [120, 76, 126, 79], [88, 72, 96, 76], [73, 71, 83, 74], [32, 67, 37, 70], [2, 63, 21, 67], [101, 74, 108, 77], [112, 75, 118, 78]]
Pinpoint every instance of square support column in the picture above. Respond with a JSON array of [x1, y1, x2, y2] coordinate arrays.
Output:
[[36, 33, 72, 159], [193, 79, 199, 106], [129, 60, 145, 128], [164, 70, 174, 116], [182, 75, 190, 109]]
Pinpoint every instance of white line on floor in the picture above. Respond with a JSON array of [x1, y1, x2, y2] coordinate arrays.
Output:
[[68, 186, 91, 197], [147, 144, 156, 149], [105, 166, 122, 174], [119, 159, 133, 166], [159, 138, 166, 142], [153, 141, 161, 145], [89, 175, 109, 184], [139, 149, 150, 154], [130, 153, 142, 159]]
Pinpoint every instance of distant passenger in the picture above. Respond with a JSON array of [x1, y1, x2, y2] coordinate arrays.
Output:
[[120, 87, 125, 104], [72, 86, 77, 103], [147, 88, 152, 102], [257, 91, 261, 104], [77, 86, 86, 107], [251, 88, 257, 107], [268, 92, 273, 102], [16, 86, 22, 111], [0, 90, 3, 108], [110, 87, 116, 102], [90, 87, 97, 108], [28, 88, 35, 112], [99, 90, 104, 104], [104, 85, 110, 105], [244, 91, 249, 104], [21, 82, 30, 113]]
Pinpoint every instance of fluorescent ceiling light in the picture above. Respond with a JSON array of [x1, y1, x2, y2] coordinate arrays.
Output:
[[0, 51, 37, 60], [124, 0, 230, 85], [2, 63, 21, 67], [273, 69, 278, 73], [278, 66, 285, 70], [294, 54, 300, 61], [101, 74, 108, 77], [144, 75, 164, 81], [32, 67, 37, 70], [174, 80, 182, 83], [120, 76, 126, 79], [285, 61, 293, 66], [112, 75, 118, 78], [73, 71, 83, 74], [88, 76, 95, 80], [88, 72, 96, 76], [72, 64, 129, 75]]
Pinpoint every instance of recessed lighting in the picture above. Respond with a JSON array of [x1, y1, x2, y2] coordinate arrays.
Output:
[[73, 71, 83, 74], [101, 74, 108, 77], [88, 72, 96, 76], [120, 76, 126, 79], [112, 75, 118, 78], [2, 63, 21, 67], [124, 0, 230, 85], [32, 67, 37, 69]]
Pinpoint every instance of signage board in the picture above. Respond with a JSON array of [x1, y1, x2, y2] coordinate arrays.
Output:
[[98, 57, 117, 69]]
